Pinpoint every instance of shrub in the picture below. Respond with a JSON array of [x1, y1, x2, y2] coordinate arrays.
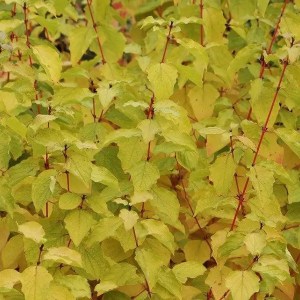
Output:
[[0, 0, 299, 299]]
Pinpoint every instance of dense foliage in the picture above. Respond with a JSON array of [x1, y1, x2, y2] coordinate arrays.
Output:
[[0, 0, 300, 299]]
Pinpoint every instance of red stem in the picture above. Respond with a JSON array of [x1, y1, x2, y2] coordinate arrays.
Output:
[[230, 59, 288, 231], [63, 145, 71, 192], [146, 90, 155, 161], [144, 279, 152, 298], [86, 0, 106, 64], [66, 171, 70, 192], [247, 0, 289, 120], [175, 156, 212, 255], [230, 135, 241, 195], [23, 3, 32, 67], [11, 3, 16, 17], [23, 3, 41, 114], [37, 244, 44, 265], [92, 99, 96, 122], [132, 227, 139, 247], [199, 0, 204, 45], [161, 21, 174, 63]]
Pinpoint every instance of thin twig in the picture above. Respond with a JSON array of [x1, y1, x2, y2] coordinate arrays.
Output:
[[230, 59, 289, 231], [86, 0, 106, 64], [175, 155, 213, 255], [247, 0, 289, 119], [161, 21, 174, 63]]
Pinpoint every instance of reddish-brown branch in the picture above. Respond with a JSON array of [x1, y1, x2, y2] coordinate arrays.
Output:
[[98, 109, 104, 122], [65, 171, 70, 192], [131, 287, 147, 299], [44, 149, 50, 219], [146, 89, 155, 161], [218, 290, 230, 300], [63, 145, 70, 192], [282, 224, 300, 231], [79, 195, 86, 209], [247, 0, 289, 120], [144, 279, 152, 298], [140, 90, 155, 217], [86, 0, 106, 64], [23, 3, 41, 114], [89, 79, 98, 122], [11, 3, 16, 17], [36, 244, 44, 265], [161, 21, 174, 63], [206, 288, 213, 300], [140, 202, 145, 218], [199, 0, 204, 45], [23, 3, 32, 67], [132, 227, 139, 248], [230, 135, 241, 195], [175, 156, 212, 255], [230, 59, 288, 231], [92, 99, 96, 122]]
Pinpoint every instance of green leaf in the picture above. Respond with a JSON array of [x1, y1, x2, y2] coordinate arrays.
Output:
[[1, 235, 23, 269], [128, 161, 160, 192], [203, 7, 226, 44], [32, 45, 62, 82], [135, 247, 164, 290], [43, 247, 82, 267], [188, 84, 219, 121], [0, 269, 21, 289], [119, 209, 139, 231], [55, 274, 90, 299], [64, 210, 96, 246], [206, 266, 232, 300], [249, 165, 274, 205], [225, 270, 260, 300], [78, 244, 110, 280], [0, 132, 11, 169], [98, 24, 126, 62], [173, 261, 206, 283], [138, 219, 176, 253], [87, 217, 123, 245], [147, 63, 178, 100], [66, 152, 92, 188], [244, 232, 267, 255], [228, 45, 260, 80], [228, 0, 256, 21], [52, 87, 93, 106], [59, 192, 82, 210], [29, 115, 57, 132], [32, 169, 57, 212], [7, 157, 40, 186], [18, 221, 45, 244], [21, 266, 53, 300], [276, 128, 300, 158], [69, 27, 96, 65], [47, 282, 76, 300], [282, 227, 300, 249], [252, 255, 290, 282], [138, 119, 160, 144], [97, 83, 118, 110], [91, 165, 119, 189], [209, 154, 236, 195], [155, 267, 182, 299], [150, 186, 182, 230], [95, 263, 139, 295]]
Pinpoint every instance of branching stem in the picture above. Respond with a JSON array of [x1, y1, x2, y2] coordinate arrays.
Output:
[[161, 21, 173, 63], [230, 59, 288, 231], [247, 0, 289, 119], [86, 0, 106, 64]]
